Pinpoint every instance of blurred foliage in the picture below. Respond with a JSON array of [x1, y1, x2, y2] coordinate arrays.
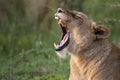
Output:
[[0, 0, 120, 80], [83, 0, 120, 44]]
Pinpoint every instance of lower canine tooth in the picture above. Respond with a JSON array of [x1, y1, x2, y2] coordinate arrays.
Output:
[[54, 43, 59, 48]]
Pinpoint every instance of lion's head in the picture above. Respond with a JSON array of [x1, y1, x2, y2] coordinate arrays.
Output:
[[54, 8, 110, 58]]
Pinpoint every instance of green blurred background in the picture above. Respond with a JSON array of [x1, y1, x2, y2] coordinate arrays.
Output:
[[0, 0, 120, 80]]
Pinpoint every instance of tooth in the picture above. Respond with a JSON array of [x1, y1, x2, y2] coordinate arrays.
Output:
[[58, 19, 61, 24], [54, 43, 57, 47], [55, 17, 59, 20], [54, 43, 59, 48]]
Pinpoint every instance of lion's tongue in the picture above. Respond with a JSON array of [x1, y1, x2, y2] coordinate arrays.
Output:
[[60, 33, 69, 46], [54, 31, 70, 51]]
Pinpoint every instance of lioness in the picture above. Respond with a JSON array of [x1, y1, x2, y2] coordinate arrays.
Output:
[[54, 8, 120, 80]]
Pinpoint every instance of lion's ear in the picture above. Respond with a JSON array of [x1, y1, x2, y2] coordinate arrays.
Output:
[[92, 24, 110, 39]]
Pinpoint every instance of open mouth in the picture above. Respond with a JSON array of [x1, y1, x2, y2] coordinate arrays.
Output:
[[54, 17, 70, 51]]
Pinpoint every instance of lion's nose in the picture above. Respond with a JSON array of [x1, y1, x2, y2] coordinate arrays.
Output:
[[57, 8, 63, 13]]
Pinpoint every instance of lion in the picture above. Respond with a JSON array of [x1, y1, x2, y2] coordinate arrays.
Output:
[[54, 8, 120, 80]]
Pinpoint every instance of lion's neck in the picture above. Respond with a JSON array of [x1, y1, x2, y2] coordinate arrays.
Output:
[[72, 39, 111, 64], [70, 39, 112, 80]]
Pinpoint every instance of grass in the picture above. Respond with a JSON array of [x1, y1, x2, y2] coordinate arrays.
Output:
[[0, 25, 70, 80], [0, 48, 70, 80]]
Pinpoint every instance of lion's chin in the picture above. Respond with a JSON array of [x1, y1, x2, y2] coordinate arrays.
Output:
[[55, 48, 68, 58]]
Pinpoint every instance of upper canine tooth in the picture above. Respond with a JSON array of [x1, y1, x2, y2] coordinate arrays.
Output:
[[58, 19, 61, 24], [55, 17, 59, 20]]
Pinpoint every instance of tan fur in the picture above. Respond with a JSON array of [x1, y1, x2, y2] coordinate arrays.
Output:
[[55, 8, 120, 80]]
